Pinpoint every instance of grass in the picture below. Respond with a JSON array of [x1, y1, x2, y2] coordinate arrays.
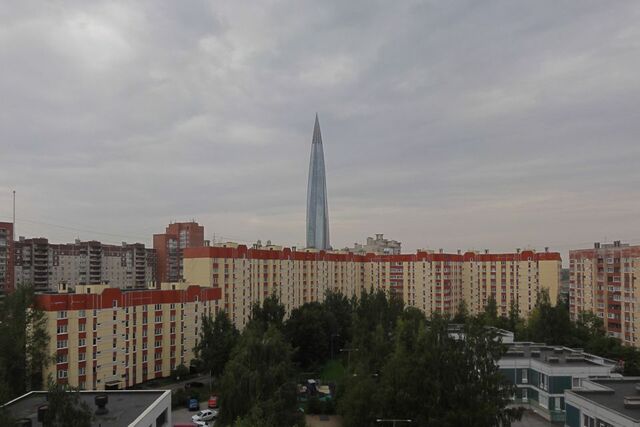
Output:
[[320, 360, 346, 383]]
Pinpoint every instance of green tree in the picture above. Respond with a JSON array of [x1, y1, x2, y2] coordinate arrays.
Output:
[[219, 324, 303, 427], [194, 310, 239, 380], [525, 290, 572, 345], [452, 300, 469, 323], [482, 295, 498, 326], [248, 294, 286, 331], [43, 380, 93, 427], [285, 302, 337, 370], [0, 285, 51, 401]]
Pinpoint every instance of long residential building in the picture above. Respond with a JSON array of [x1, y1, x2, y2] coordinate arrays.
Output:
[[14, 238, 156, 291], [0, 222, 14, 293], [569, 241, 640, 347], [35, 282, 221, 390], [183, 243, 561, 329]]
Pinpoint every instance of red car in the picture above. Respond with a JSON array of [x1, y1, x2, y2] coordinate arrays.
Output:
[[208, 395, 218, 409]]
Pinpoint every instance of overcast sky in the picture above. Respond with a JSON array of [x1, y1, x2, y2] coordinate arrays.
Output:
[[1, 1, 640, 262]]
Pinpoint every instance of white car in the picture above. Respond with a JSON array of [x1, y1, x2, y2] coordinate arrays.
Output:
[[192, 409, 218, 424]]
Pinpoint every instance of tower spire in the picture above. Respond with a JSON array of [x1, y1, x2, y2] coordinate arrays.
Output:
[[306, 114, 330, 250]]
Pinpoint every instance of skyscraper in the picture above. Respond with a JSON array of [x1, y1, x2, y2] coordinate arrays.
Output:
[[306, 114, 330, 250]]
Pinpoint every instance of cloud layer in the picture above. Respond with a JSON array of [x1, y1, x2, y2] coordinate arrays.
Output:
[[1, 1, 640, 261]]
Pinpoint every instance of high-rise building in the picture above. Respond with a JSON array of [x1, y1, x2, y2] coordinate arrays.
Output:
[[36, 282, 221, 390], [569, 241, 640, 346], [14, 238, 156, 291], [0, 222, 14, 293], [183, 244, 561, 329], [347, 234, 402, 255], [306, 114, 330, 250], [153, 221, 205, 283]]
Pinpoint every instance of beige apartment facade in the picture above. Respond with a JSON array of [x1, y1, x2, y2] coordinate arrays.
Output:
[[184, 244, 561, 329], [36, 282, 221, 390], [570, 241, 640, 347]]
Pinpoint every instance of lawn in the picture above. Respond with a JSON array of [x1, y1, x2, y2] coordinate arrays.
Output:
[[320, 360, 346, 383]]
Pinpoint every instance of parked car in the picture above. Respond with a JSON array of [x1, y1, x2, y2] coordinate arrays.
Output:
[[185, 381, 205, 389], [187, 398, 199, 411], [192, 409, 218, 423], [208, 395, 218, 409]]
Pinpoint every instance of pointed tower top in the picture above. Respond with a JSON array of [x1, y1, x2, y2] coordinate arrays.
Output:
[[312, 114, 322, 145]]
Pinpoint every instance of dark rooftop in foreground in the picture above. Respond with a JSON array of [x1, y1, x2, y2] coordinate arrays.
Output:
[[3, 390, 167, 427], [573, 378, 640, 422], [502, 343, 616, 367]]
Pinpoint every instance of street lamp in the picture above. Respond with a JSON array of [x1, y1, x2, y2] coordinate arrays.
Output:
[[376, 419, 413, 427]]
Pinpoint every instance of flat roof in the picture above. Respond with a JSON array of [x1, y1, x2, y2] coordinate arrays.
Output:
[[4, 390, 167, 427], [574, 379, 640, 421], [501, 343, 615, 368]]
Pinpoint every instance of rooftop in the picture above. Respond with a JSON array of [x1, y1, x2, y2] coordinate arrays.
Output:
[[502, 343, 616, 368], [3, 390, 169, 427], [573, 378, 640, 422]]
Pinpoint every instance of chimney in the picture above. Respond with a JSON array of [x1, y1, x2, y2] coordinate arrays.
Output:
[[439, 248, 443, 254], [484, 249, 489, 254], [457, 249, 461, 255], [594, 242, 600, 249], [545, 247, 549, 253]]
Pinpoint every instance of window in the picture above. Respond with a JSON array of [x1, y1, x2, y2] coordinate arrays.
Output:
[[521, 369, 528, 384], [56, 353, 68, 364], [522, 388, 528, 402], [57, 311, 67, 319], [539, 394, 548, 409], [539, 373, 547, 391], [79, 367, 86, 375], [112, 300, 118, 308], [56, 339, 68, 349], [78, 338, 86, 347], [79, 310, 86, 318], [57, 370, 68, 379], [79, 352, 86, 361], [555, 397, 561, 411], [572, 377, 581, 388], [79, 323, 86, 332], [56, 325, 68, 334], [583, 414, 595, 427]]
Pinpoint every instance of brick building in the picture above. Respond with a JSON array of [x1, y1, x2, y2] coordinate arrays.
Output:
[[0, 222, 14, 293], [183, 243, 561, 329], [153, 222, 205, 284], [569, 241, 640, 347], [14, 238, 156, 291], [36, 282, 221, 390]]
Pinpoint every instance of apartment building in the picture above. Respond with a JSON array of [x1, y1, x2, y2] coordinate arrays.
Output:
[[153, 221, 205, 283], [183, 244, 561, 329], [36, 282, 221, 390], [347, 233, 402, 255], [0, 222, 14, 293], [499, 342, 616, 423], [569, 241, 640, 346], [14, 238, 156, 291]]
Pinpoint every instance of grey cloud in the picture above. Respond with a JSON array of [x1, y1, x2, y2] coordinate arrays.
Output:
[[1, 1, 640, 262]]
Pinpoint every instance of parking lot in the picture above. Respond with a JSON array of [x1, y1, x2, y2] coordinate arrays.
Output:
[[172, 407, 216, 426]]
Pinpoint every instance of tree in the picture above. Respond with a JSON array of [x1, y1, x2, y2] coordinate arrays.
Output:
[[525, 290, 572, 345], [0, 285, 51, 402], [219, 324, 303, 427], [452, 300, 469, 323], [285, 302, 337, 370], [482, 295, 498, 326], [194, 310, 239, 380], [340, 315, 523, 427], [248, 294, 286, 331], [43, 380, 93, 427]]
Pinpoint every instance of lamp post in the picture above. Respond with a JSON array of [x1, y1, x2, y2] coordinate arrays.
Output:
[[376, 419, 413, 427]]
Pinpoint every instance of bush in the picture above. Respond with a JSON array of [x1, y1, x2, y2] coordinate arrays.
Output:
[[172, 388, 188, 409], [171, 364, 190, 381]]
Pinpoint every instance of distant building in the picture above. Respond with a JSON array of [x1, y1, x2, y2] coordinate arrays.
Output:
[[14, 238, 156, 291], [153, 221, 204, 283], [306, 114, 331, 250], [565, 377, 640, 427], [36, 282, 221, 390], [3, 389, 171, 427], [0, 222, 14, 293], [499, 342, 617, 423], [569, 241, 640, 347], [183, 245, 561, 329], [347, 234, 401, 255]]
